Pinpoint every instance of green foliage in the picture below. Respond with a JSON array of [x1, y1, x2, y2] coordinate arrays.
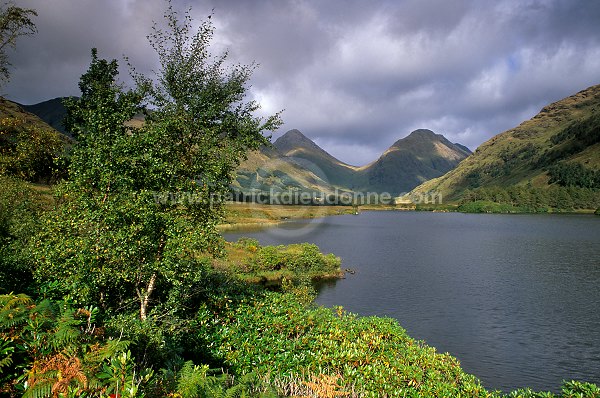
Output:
[[281, 277, 317, 306], [458, 200, 522, 213], [32, 3, 280, 323], [460, 185, 600, 212], [0, 294, 143, 397], [97, 350, 153, 398], [174, 361, 212, 398], [560, 380, 600, 397], [227, 239, 342, 284], [0, 116, 69, 183], [199, 292, 489, 397], [0, 3, 37, 86], [6, 3, 598, 397], [0, 176, 42, 294], [507, 380, 600, 398], [548, 163, 600, 189], [545, 113, 600, 164], [163, 361, 276, 398]]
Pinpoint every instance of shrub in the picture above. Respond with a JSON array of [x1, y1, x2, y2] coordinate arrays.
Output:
[[0, 177, 42, 294], [201, 292, 488, 397], [232, 238, 342, 281]]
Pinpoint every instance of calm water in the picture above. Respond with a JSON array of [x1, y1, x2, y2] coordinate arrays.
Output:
[[225, 211, 600, 393]]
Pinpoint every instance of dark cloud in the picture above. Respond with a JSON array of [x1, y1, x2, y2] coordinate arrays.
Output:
[[5, 0, 600, 166]]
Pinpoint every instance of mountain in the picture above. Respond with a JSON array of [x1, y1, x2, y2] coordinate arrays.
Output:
[[239, 128, 471, 197], [411, 83, 600, 201], [353, 129, 471, 195], [21, 97, 69, 135], [233, 146, 345, 198], [273, 129, 357, 190], [1, 97, 64, 134]]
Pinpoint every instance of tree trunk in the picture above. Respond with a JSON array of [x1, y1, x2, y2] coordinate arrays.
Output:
[[139, 273, 156, 321]]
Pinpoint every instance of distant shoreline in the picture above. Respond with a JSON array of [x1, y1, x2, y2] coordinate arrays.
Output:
[[220, 201, 598, 232]]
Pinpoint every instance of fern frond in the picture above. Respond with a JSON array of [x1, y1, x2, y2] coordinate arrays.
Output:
[[0, 353, 12, 370], [50, 312, 80, 352], [0, 293, 33, 329], [176, 361, 210, 398], [85, 338, 130, 364], [22, 379, 53, 398], [0, 293, 33, 309]]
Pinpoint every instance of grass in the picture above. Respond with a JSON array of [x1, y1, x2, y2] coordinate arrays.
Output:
[[213, 238, 344, 284], [220, 202, 357, 230]]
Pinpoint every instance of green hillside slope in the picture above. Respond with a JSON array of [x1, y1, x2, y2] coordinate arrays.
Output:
[[21, 97, 69, 135], [273, 129, 358, 190], [232, 145, 346, 198], [411, 84, 600, 205]]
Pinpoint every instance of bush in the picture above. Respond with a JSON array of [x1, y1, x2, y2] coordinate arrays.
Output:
[[230, 239, 342, 281], [200, 292, 489, 397], [254, 245, 284, 271], [458, 200, 520, 213], [0, 177, 43, 294], [0, 117, 70, 183], [507, 380, 600, 398]]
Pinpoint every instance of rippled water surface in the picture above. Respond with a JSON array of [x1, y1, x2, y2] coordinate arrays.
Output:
[[225, 211, 600, 392]]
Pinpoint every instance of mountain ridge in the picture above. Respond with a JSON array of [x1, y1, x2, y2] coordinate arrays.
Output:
[[255, 128, 471, 196], [350, 129, 472, 194], [20, 97, 70, 135]]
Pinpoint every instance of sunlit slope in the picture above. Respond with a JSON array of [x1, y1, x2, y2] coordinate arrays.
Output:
[[411, 84, 600, 200], [272, 128, 471, 196], [233, 146, 345, 195], [273, 129, 358, 190]]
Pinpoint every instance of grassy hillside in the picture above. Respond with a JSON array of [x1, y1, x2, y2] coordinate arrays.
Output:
[[273, 129, 358, 190], [233, 146, 347, 197], [411, 84, 600, 203]]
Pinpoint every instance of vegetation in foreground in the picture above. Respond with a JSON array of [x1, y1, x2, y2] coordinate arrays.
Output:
[[1, 2, 600, 397]]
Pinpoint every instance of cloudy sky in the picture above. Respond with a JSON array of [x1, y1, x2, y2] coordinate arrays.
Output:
[[5, 0, 600, 165]]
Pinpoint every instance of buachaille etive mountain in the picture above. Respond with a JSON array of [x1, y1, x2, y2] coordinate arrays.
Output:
[[235, 128, 471, 196], [410, 83, 600, 201]]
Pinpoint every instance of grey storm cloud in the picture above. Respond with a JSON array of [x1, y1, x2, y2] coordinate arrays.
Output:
[[5, 0, 600, 166]]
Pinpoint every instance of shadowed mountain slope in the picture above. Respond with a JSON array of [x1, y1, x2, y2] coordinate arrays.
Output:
[[354, 129, 471, 195]]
